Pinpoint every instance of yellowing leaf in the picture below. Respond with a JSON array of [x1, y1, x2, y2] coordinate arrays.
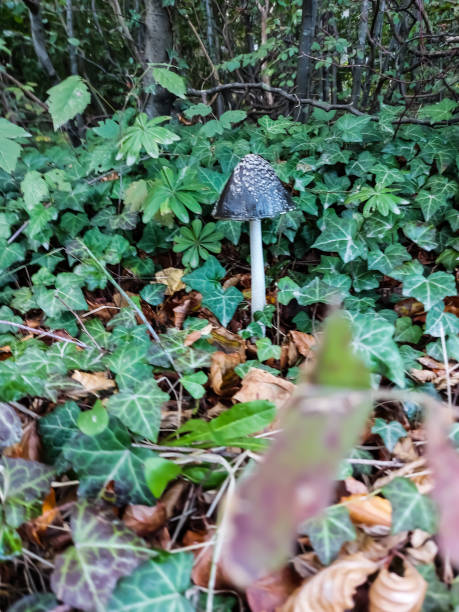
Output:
[[155, 267, 185, 295], [71, 371, 116, 394], [281, 553, 378, 612], [369, 561, 427, 612]]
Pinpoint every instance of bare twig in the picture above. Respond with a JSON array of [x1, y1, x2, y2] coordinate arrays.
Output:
[[0, 320, 90, 349]]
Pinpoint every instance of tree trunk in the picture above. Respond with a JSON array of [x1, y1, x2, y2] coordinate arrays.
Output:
[[23, 0, 58, 80], [257, 0, 273, 106], [143, 0, 173, 117], [202, 0, 224, 116], [351, 0, 369, 108], [66, 0, 78, 76], [296, 0, 319, 117]]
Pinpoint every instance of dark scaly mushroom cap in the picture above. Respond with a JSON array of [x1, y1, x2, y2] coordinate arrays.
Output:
[[212, 154, 295, 220]]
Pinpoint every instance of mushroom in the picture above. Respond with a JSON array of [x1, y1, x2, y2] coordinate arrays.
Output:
[[213, 154, 294, 325]]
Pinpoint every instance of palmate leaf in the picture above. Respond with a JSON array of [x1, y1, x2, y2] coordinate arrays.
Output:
[[46, 76, 91, 130], [312, 209, 366, 263], [0, 457, 54, 527], [403, 272, 455, 311], [51, 502, 151, 612], [108, 553, 194, 611], [117, 114, 180, 166], [0, 403, 22, 450], [302, 505, 356, 565], [63, 417, 155, 505], [382, 477, 437, 534], [107, 380, 169, 442]]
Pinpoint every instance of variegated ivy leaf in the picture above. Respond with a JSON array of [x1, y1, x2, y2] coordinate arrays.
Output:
[[425, 302, 459, 338], [0, 403, 21, 450], [367, 244, 410, 276], [39, 401, 81, 465], [51, 502, 151, 611], [108, 553, 194, 611], [312, 209, 366, 263], [107, 380, 169, 442], [63, 417, 155, 505], [417, 189, 446, 221], [347, 311, 406, 388], [382, 477, 437, 534], [0, 457, 55, 527], [277, 276, 343, 307], [403, 222, 437, 251], [201, 286, 243, 328], [6, 593, 58, 612], [302, 505, 356, 565], [403, 272, 455, 311]]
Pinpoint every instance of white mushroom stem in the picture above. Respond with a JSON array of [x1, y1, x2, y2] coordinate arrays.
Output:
[[249, 219, 266, 324]]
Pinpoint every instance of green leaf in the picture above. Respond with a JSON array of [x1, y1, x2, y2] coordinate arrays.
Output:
[[425, 302, 459, 338], [0, 457, 54, 527], [417, 564, 451, 612], [394, 317, 423, 344], [6, 593, 58, 612], [140, 284, 166, 306], [0, 240, 25, 273], [417, 189, 446, 221], [107, 380, 169, 442], [183, 255, 225, 294], [201, 285, 243, 327], [184, 103, 212, 119], [418, 98, 457, 122], [0, 118, 31, 139], [303, 505, 356, 565], [382, 477, 437, 534], [367, 244, 410, 276], [371, 418, 407, 452], [0, 403, 22, 450], [348, 312, 405, 388], [77, 400, 109, 436], [63, 418, 155, 505], [180, 371, 207, 399], [118, 115, 180, 166], [46, 76, 91, 130], [21, 171, 49, 209], [170, 400, 276, 449], [0, 120, 31, 173], [335, 114, 372, 142], [256, 337, 281, 362], [50, 502, 150, 611], [312, 210, 366, 263], [55, 272, 88, 311], [144, 456, 182, 498], [109, 553, 193, 611], [403, 272, 455, 311], [38, 401, 81, 464], [403, 222, 437, 251], [152, 67, 187, 99]]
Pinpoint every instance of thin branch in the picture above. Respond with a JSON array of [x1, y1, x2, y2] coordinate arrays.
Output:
[[1, 71, 49, 111], [188, 82, 459, 125], [0, 320, 90, 349]]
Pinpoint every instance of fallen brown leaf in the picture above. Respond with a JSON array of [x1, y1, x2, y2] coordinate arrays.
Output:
[[394, 298, 424, 317], [5, 421, 41, 461], [233, 368, 295, 411], [182, 530, 229, 590], [369, 561, 426, 612], [173, 298, 191, 328], [155, 268, 185, 295], [280, 553, 378, 612], [406, 539, 437, 565], [123, 503, 167, 536], [210, 327, 246, 358], [341, 494, 392, 528], [71, 370, 116, 394], [210, 351, 243, 395], [184, 323, 213, 346], [289, 331, 317, 359]]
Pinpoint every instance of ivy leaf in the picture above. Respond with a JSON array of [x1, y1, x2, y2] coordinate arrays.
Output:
[[425, 302, 459, 338], [55, 273, 89, 311], [20, 171, 49, 209], [371, 418, 407, 452], [180, 371, 207, 399], [394, 317, 423, 343], [107, 380, 169, 442], [417, 189, 446, 221], [334, 114, 372, 142], [0, 403, 22, 450], [0, 240, 26, 273], [312, 209, 366, 263], [216, 220, 241, 246], [50, 502, 150, 611], [348, 312, 405, 388], [418, 98, 457, 122], [152, 67, 187, 99], [302, 505, 356, 565], [256, 337, 281, 362], [140, 284, 165, 306], [367, 244, 410, 276], [382, 477, 437, 534], [6, 593, 59, 612], [0, 119, 30, 173], [201, 286, 243, 328], [38, 401, 81, 464], [417, 564, 451, 612], [46, 76, 91, 130], [63, 418, 155, 505], [403, 222, 437, 251], [0, 458, 54, 527], [184, 103, 212, 119], [144, 456, 182, 498], [277, 276, 342, 306], [108, 553, 193, 611], [403, 272, 455, 311]]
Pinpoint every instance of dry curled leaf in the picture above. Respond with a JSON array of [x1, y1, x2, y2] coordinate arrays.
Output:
[[406, 539, 437, 565], [71, 370, 116, 394], [369, 561, 427, 612], [123, 503, 167, 536], [155, 267, 185, 295], [247, 567, 300, 612], [341, 494, 392, 528], [184, 323, 213, 346], [210, 327, 246, 358], [233, 368, 295, 411], [289, 331, 317, 359], [210, 351, 243, 395], [281, 553, 378, 612]]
